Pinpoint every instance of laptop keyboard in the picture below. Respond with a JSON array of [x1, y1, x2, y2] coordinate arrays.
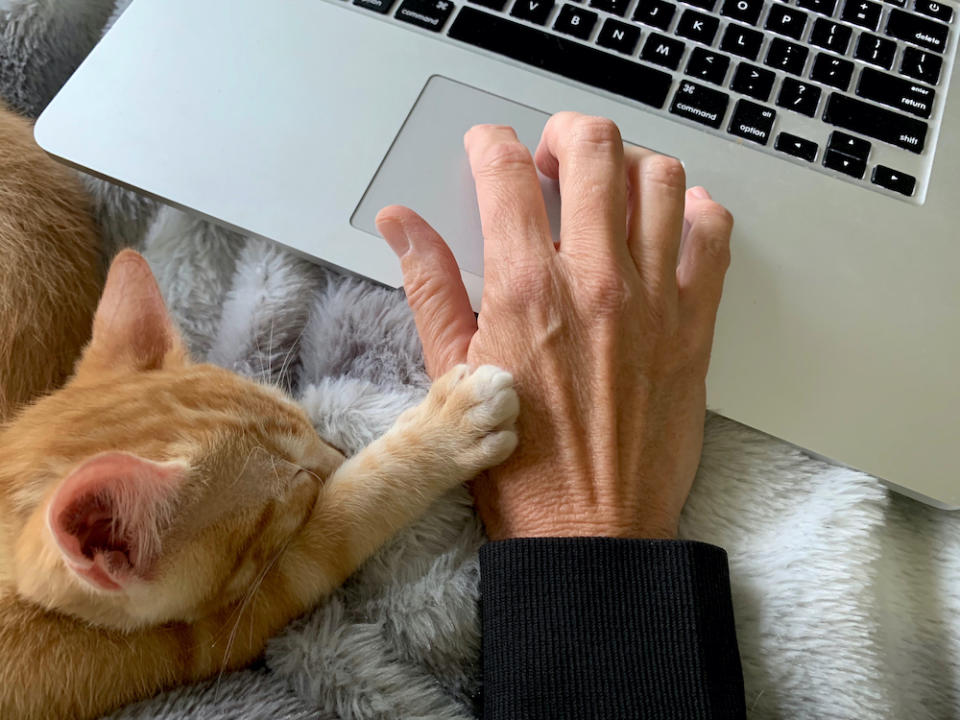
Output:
[[349, 0, 957, 202]]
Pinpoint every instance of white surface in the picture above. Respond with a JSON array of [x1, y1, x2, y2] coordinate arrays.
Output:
[[33, 0, 960, 505]]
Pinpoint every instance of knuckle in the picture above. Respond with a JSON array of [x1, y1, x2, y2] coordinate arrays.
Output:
[[642, 155, 686, 192], [498, 264, 553, 307], [401, 262, 447, 315], [579, 271, 632, 316], [474, 141, 534, 177], [569, 116, 622, 152], [699, 201, 735, 231], [694, 203, 734, 264]]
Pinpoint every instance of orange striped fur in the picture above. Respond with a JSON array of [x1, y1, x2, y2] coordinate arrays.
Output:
[[0, 103, 103, 422], [0, 201, 518, 716]]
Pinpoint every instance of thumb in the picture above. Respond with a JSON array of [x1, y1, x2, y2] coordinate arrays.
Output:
[[376, 205, 477, 378]]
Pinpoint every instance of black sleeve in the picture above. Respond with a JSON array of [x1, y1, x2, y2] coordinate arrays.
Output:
[[479, 537, 746, 720]]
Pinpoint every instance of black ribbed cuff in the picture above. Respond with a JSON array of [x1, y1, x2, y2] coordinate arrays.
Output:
[[479, 537, 745, 720]]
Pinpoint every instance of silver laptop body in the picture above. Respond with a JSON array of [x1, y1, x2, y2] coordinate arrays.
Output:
[[34, 0, 960, 506]]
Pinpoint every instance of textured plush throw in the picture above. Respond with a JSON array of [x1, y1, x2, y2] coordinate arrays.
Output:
[[2, 2, 960, 718]]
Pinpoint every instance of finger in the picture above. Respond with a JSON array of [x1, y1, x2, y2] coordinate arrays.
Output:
[[533, 112, 628, 260], [676, 188, 734, 331], [463, 124, 553, 282], [376, 205, 477, 378], [626, 149, 686, 297]]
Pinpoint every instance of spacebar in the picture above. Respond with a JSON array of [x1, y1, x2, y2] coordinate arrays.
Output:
[[448, 7, 672, 109]]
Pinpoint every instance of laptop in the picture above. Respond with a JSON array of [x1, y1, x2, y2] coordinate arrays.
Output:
[[34, 0, 959, 506]]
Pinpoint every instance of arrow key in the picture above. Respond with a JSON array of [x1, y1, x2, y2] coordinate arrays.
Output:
[[823, 148, 866, 178], [871, 165, 917, 196], [775, 132, 818, 162], [828, 131, 871, 160]]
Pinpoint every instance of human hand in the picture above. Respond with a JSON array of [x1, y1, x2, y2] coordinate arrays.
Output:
[[375, 112, 732, 540]]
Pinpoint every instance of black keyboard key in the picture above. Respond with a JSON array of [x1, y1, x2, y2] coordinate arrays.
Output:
[[823, 148, 867, 177], [810, 53, 855, 89], [731, 62, 776, 100], [554, 4, 598, 37], [686, 47, 731, 83], [886, 9, 949, 52], [915, 0, 952, 22], [766, 4, 809, 38], [597, 18, 642, 51], [589, 0, 630, 14], [900, 46, 943, 83], [468, 0, 507, 9], [720, 0, 764, 25], [884, 0, 907, 7], [720, 23, 764, 58], [854, 33, 897, 68], [777, 77, 822, 115], [776, 132, 819, 161], [589, 0, 630, 13], [796, 0, 837, 15], [510, 0, 555, 24], [828, 130, 871, 158], [683, 0, 717, 10], [355, 0, 395, 13], [857, 66, 936, 117], [676, 9, 720, 43], [641, 32, 687, 68], [823, 93, 928, 151], [728, 100, 776, 143], [765, 37, 809, 74], [809, 18, 853, 53], [448, 8, 674, 107], [841, 0, 883, 29], [671, 80, 730, 127], [872, 165, 917, 195], [632, 0, 677, 29], [396, 0, 456, 29]]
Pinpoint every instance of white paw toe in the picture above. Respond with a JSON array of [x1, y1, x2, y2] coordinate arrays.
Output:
[[476, 429, 519, 467], [466, 365, 518, 429]]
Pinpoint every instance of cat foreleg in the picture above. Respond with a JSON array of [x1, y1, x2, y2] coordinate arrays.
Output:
[[288, 364, 518, 588]]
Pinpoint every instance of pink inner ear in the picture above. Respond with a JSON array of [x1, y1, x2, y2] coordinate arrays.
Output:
[[48, 452, 185, 592]]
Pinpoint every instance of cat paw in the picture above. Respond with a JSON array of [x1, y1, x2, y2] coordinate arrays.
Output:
[[426, 364, 519, 473]]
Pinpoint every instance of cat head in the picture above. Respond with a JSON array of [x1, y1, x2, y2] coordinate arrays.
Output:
[[0, 250, 344, 631]]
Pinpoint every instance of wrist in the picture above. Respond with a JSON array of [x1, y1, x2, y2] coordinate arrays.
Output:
[[472, 467, 681, 541]]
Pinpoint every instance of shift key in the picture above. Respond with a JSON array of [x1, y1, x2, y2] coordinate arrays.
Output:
[[823, 93, 927, 153], [670, 80, 730, 128]]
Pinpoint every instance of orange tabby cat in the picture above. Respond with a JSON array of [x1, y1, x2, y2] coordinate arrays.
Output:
[[0, 251, 518, 717], [0, 102, 103, 422]]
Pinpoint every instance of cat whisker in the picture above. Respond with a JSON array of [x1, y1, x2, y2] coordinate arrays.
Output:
[[294, 464, 327, 486], [213, 538, 292, 697], [266, 317, 276, 384], [252, 319, 269, 385], [277, 322, 307, 392]]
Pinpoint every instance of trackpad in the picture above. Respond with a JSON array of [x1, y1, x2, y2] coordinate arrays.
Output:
[[351, 76, 561, 276]]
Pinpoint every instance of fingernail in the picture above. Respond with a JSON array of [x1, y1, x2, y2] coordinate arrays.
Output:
[[379, 219, 410, 257], [690, 186, 711, 200]]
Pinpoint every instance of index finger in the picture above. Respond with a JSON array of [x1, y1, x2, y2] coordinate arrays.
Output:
[[464, 124, 554, 282]]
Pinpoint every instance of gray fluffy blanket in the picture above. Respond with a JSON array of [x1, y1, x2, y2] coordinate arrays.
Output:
[[3, 2, 960, 718]]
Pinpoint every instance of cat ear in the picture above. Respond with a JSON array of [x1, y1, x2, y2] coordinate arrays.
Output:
[[47, 452, 186, 592], [80, 249, 188, 373]]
